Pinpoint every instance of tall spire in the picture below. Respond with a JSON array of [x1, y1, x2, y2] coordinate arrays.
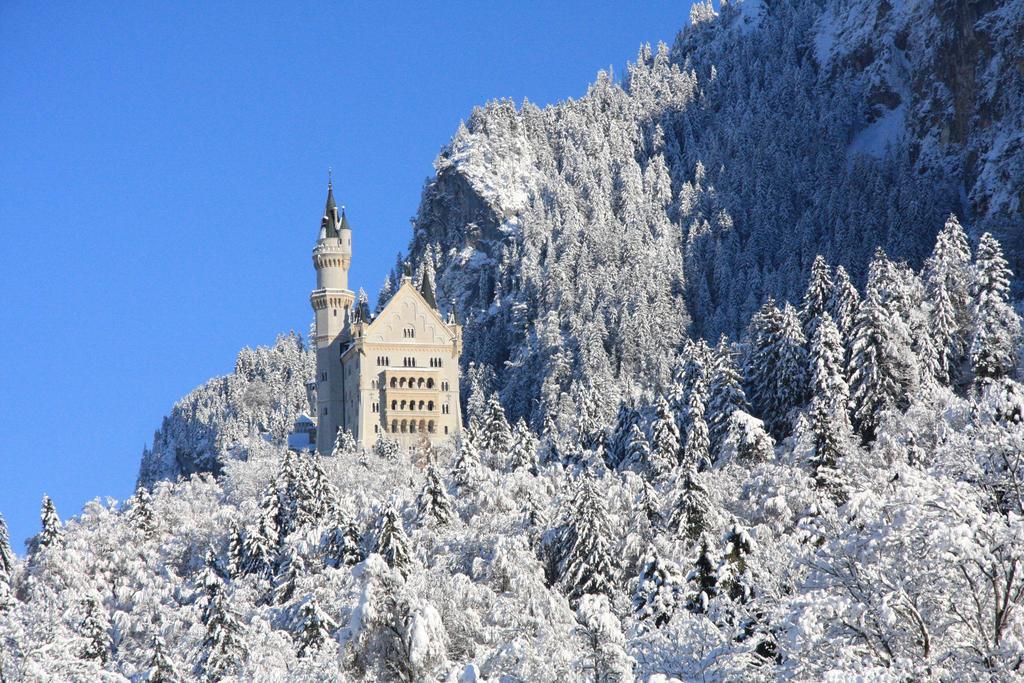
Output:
[[419, 268, 437, 309], [324, 177, 337, 218]]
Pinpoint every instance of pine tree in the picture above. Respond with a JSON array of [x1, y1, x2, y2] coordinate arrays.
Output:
[[128, 486, 157, 538], [321, 514, 362, 568], [829, 265, 861, 340], [649, 397, 680, 478], [295, 593, 337, 656], [226, 525, 243, 579], [480, 394, 513, 457], [331, 429, 357, 457], [683, 373, 711, 472], [687, 539, 718, 614], [807, 401, 849, 505], [79, 594, 109, 663], [719, 524, 755, 604], [416, 466, 455, 526], [772, 303, 809, 434], [199, 572, 245, 681], [273, 546, 305, 605], [576, 594, 634, 682], [849, 275, 913, 441], [633, 550, 685, 628], [37, 494, 62, 549], [146, 633, 181, 683], [308, 456, 340, 521], [621, 423, 651, 471], [258, 483, 281, 548], [970, 233, 1020, 381], [375, 273, 394, 314], [744, 299, 807, 437], [924, 214, 973, 384], [450, 434, 483, 491], [707, 336, 747, 458], [0, 513, 14, 581], [508, 418, 539, 473], [670, 469, 710, 542], [375, 504, 412, 576], [801, 255, 834, 342], [809, 312, 851, 428], [241, 521, 275, 580], [558, 476, 618, 605]]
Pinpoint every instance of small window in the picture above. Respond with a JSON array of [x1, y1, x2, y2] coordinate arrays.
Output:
[[374, 425, 379, 433], [333, 309, 337, 317], [444, 426, 448, 435]]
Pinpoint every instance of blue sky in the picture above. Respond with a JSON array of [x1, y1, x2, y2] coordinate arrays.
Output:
[[0, 1, 693, 549]]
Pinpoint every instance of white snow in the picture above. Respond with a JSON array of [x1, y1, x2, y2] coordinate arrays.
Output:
[[848, 106, 906, 160]]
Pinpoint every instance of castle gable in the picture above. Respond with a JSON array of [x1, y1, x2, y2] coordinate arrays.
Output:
[[365, 281, 452, 346]]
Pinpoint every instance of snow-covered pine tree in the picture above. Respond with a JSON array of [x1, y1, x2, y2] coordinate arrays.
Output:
[[321, 512, 363, 568], [743, 299, 783, 432], [707, 336, 747, 459], [480, 394, 513, 458], [970, 233, 1021, 381], [849, 260, 915, 441], [79, 593, 109, 663], [128, 485, 156, 538], [375, 504, 412, 576], [649, 397, 680, 478], [810, 312, 851, 428], [37, 494, 62, 550], [669, 468, 711, 542], [924, 214, 973, 385], [0, 513, 14, 581], [605, 404, 638, 470], [508, 418, 539, 473], [687, 538, 718, 614], [632, 550, 685, 628], [241, 520, 275, 580], [807, 401, 849, 505], [226, 524, 243, 579], [575, 594, 634, 682], [308, 455, 340, 521], [683, 373, 711, 472], [450, 433, 483, 491], [258, 483, 281, 548], [558, 476, 618, 605], [375, 274, 394, 314], [620, 423, 651, 471], [331, 428, 357, 458], [771, 303, 809, 436], [416, 466, 455, 526], [829, 265, 861, 341], [718, 524, 755, 604], [146, 632, 182, 683], [273, 545, 305, 605], [801, 255, 834, 342], [295, 593, 337, 656], [199, 571, 245, 681]]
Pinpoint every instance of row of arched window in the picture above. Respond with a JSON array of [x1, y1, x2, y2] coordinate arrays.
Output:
[[376, 356, 391, 366], [389, 376, 435, 389], [390, 399, 435, 411], [389, 419, 435, 434]]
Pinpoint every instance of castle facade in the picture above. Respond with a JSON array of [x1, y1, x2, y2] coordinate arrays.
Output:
[[310, 182, 462, 453]]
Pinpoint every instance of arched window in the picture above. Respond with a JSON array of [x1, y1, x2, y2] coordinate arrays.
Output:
[[391, 420, 397, 433], [410, 421, 417, 433], [401, 420, 408, 433], [390, 377, 397, 388], [428, 400, 434, 411], [418, 400, 425, 410], [428, 420, 435, 433], [427, 378, 435, 389], [400, 377, 407, 388], [419, 419, 426, 433], [391, 400, 397, 410], [417, 377, 424, 388], [404, 326, 415, 338], [400, 400, 407, 410]]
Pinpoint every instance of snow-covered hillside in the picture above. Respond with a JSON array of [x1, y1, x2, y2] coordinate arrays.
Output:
[[403, 0, 1024, 431]]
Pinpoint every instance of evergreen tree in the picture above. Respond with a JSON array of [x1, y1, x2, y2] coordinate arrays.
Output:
[[809, 312, 851, 428], [241, 521, 275, 580], [375, 273, 394, 314], [669, 469, 711, 542], [37, 494, 62, 550], [450, 434, 483, 491], [322, 514, 363, 568], [308, 456, 340, 521], [849, 273, 914, 441], [745, 299, 808, 437], [199, 572, 245, 681], [576, 594, 634, 682], [79, 594, 109, 663], [621, 423, 651, 471], [331, 429, 357, 457], [508, 418, 539, 473], [633, 550, 685, 628], [295, 593, 337, 656], [924, 214, 973, 384], [719, 524, 755, 604], [683, 373, 711, 472], [707, 336, 748, 458], [649, 397, 680, 478], [807, 401, 849, 505], [772, 303, 810, 433], [274, 546, 305, 605], [480, 394, 513, 457], [801, 255, 834, 342], [226, 524, 243, 579], [558, 477, 618, 605], [258, 483, 281, 548], [128, 486, 157, 538], [605, 404, 638, 470], [0, 513, 14, 581], [146, 632, 181, 683], [687, 539, 718, 614], [970, 233, 1020, 381], [375, 504, 412, 576], [829, 265, 861, 340], [416, 466, 456, 526]]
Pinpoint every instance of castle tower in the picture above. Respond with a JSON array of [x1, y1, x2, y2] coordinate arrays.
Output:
[[311, 180, 355, 453]]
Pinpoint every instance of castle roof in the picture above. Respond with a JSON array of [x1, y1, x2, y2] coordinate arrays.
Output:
[[419, 269, 437, 308]]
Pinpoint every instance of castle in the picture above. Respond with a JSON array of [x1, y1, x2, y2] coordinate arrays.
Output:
[[309, 181, 462, 453]]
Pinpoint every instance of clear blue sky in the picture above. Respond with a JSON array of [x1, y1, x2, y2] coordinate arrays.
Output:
[[0, 2, 693, 550]]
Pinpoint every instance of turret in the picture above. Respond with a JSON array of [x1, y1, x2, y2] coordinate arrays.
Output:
[[313, 180, 352, 291]]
